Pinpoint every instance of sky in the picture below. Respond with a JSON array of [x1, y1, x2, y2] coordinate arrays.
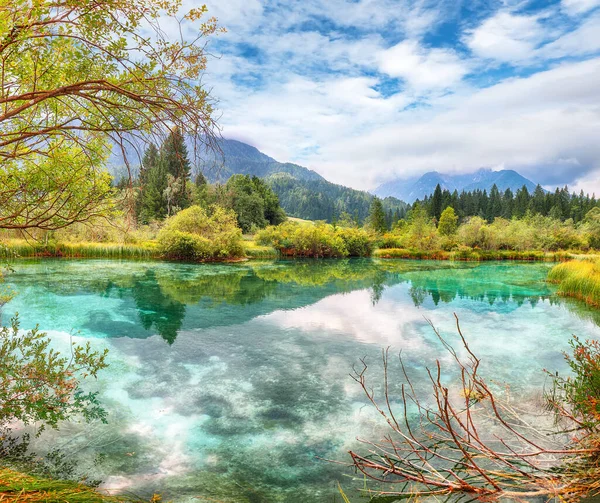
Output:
[[189, 0, 600, 193]]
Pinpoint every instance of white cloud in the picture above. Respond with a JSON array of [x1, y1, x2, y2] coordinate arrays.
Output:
[[465, 11, 545, 62], [562, 0, 600, 15], [189, 0, 600, 192], [377, 40, 469, 90], [539, 12, 600, 58]]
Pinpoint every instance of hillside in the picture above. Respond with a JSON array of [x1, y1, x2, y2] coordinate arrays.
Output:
[[199, 139, 325, 183], [375, 168, 539, 203], [198, 139, 407, 222], [267, 172, 406, 222]]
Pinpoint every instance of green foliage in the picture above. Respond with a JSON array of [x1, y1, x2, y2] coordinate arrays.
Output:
[[0, 0, 220, 231], [157, 205, 244, 260], [0, 316, 108, 433], [336, 227, 373, 257], [437, 206, 458, 236], [548, 337, 600, 430], [161, 127, 193, 211], [217, 175, 286, 233], [256, 221, 373, 258]]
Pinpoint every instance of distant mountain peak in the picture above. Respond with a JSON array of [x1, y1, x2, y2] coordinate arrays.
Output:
[[374, 168, 538, 203]]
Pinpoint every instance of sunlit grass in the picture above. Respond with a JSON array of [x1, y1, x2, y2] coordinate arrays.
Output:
[[0, 467, 149, 502], [242, 241, 279, 259], [0, 239, 160, 260], [549, 259, 600, 307]]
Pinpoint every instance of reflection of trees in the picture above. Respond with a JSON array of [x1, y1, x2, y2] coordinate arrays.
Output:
[[131, 270, 186, 344], [378, 262, 556, 308], [252, 259, 382, 288]]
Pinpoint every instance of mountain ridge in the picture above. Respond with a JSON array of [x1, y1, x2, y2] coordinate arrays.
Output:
[[375, 168, 539, 203]]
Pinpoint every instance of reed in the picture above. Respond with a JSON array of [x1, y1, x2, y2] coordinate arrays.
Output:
[[548, 259, 600, 307]]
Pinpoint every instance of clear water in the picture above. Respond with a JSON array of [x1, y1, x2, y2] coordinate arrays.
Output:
[[3, 259, 600, 502]]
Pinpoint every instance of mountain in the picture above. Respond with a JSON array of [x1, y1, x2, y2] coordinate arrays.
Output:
[[196, 139, 407, 222], [199, 139, 325, 183], [108, 137, 407, 223], [374, 168, 539, 203]]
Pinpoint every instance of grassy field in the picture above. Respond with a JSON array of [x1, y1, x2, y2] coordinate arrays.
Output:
[[0, 468, 150, 503]]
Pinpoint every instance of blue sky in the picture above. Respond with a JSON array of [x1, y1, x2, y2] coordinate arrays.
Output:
[[193, 0, 600, 192]]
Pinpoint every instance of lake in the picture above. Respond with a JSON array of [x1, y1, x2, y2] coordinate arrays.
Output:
[[3, 259, 600, 502]]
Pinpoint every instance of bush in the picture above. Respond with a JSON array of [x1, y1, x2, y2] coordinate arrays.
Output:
[[256, 221, 373, 258], [336, 227, 373, 257], [157, 205, 244, 261]]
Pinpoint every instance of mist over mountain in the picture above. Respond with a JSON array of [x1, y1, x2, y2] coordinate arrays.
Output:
[[375, 169, 539, 203]]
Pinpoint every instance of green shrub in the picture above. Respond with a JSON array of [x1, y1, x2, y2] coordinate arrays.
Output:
[[256, 221, 371, 258], [157, 205, 244, 261], [336, 227, 373, 257]]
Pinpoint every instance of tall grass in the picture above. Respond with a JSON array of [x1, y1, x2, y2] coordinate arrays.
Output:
[[0, 240, 160, 260], [548, 259, 600, 307], [242, 241, 279, 259]]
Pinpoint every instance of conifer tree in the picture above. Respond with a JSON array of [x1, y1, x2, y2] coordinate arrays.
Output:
[[369, 198, 388, 233], [161, 127, 192, 210], [431, 184, 443, 221]]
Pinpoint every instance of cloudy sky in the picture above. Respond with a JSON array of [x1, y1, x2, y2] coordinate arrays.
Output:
[[193, 0, 600, 193]]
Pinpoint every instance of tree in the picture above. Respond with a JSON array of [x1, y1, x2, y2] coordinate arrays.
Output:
[[487, 184, 502, 222], [161, 127, 193, 210], [0, 0, 221, 230], [431, 184, 444, 221], [437, 206, 458, 236], [137, 157, 167, 224], [369, 198, 387, 233]]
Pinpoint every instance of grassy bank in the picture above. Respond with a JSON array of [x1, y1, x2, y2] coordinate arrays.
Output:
[[0, 239, 279, 261], [549, 259, 600, 307], [373, 248, 574, 262], [0, 239, 161, 260], [0, 467, 147, 503]]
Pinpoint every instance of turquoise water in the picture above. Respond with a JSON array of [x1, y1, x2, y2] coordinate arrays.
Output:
[[3, 259, 600, 502]]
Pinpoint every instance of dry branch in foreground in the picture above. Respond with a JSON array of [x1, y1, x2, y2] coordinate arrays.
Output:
[[349, 314, 600, 502]]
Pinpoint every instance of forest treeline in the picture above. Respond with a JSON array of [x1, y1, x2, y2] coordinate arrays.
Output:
[[415, 183, 597, 224]]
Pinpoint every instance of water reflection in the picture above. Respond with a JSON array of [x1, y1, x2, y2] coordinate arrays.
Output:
[[4, 259, 567, 345], [5, 259, 600, 503]]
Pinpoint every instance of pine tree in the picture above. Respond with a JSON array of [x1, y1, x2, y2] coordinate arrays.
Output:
[[487, 184, 502, 222], [431, 184, 443, 221], [138, 157, 167, 223], [161, 127, 192, 210], [369, 198, 387, 233], [502, 188, 514, 219]]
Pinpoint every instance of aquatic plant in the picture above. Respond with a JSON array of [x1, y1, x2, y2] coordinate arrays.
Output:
[[349, 315, 600, 501]]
